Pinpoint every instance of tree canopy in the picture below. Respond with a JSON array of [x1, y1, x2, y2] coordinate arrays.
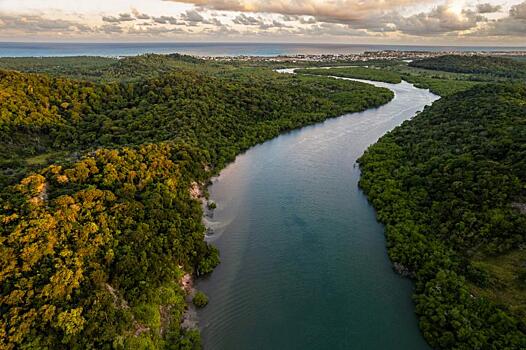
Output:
[[359, 83, 526, 349], [0, 55, 393, 349], [410, 55, 526, 80]]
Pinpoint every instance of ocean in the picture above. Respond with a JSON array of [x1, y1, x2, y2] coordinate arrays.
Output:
[[0, 42, 524, 57]]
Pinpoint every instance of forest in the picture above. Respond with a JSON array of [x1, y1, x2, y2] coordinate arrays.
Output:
[[358, 83, 526, 349], [0, 55, 393, 349], [409, 55, 526, 80], [292, 60, 487, 97], [3, 52, 526, 349], [295, 66, 403, 84]]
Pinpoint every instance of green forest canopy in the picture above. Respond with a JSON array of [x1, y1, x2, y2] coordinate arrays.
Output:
[[409, 55, 526, 80], [358, 83, 526, 349], [295, 66, 403, 84], [0, 55, 393, 349], [3, 53, 526, 349]]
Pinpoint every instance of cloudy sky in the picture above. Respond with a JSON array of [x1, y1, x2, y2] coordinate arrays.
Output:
[[0, 0, 525, 44]]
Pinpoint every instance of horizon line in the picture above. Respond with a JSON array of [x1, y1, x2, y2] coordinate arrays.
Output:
[[1, 41, 526, 48]]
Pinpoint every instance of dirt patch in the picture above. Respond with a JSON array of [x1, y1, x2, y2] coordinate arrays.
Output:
[[105, 283, 129, 309], [512, 202, 526, 215], [180, 273, 199, 330], [190, 182, 203, 200]]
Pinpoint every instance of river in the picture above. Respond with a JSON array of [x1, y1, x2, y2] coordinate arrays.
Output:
[[196, 72, 439, 349]]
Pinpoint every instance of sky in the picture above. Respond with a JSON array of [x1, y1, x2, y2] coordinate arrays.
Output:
[[0, 0, 525, 45]]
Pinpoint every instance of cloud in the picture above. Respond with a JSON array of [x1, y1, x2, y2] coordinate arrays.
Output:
[[181, 9, 219, 25], [128, 26, 186, 36], [281, 15, 298, 22], [203, 24, 240, 35], [132, 9, 151, 20], [0, 13, 92, 33], [102, 13, 135, 23], [232, 14, 263, 25], [476, 3, 501, 14], [181, 9, 206, 22], [510, 1, 526, 19], [296, 22, 368, 36], [259, 19, 292, 30], [394, 5, 486, 35], [232, 13, 291, 30], [100, 24, 123, 33], [473, 1, 526, 36], [1, 1, 523, 42], [165, 0, 433, 23], [152, 16, 179, 25], [299, 17, 317, 24]]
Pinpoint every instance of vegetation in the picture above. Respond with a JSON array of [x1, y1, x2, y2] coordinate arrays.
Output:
[[192, 292, 209, 308], [291, 57, 492, 97], [0, 56, 393, 188], [402, 75, 483, 97], [296, 66, 402, 84], [358, 83, 526, 349], [0, 54, 211, 82], [0, 54, 393, 349], [0, 56, 116, 80], [410, 55, 526, 80]]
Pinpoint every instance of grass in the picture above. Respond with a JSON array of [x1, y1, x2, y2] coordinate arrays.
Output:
[[24, 151, 68, 166], [470, 249, 526, 322], [25, 153, 53, 166]]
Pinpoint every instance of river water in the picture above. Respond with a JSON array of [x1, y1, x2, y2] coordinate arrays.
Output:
[[196, 72, 439, 349]]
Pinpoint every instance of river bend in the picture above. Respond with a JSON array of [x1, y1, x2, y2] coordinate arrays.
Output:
[[197, 72, 439, 349]]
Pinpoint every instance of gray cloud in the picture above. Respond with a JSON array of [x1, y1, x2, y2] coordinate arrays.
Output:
[[232, 14, 263, 25], [181, 9, 219, 25], [510, 1, 526, 19], [0, 13, 92, 33], [181, 9, 206, 22], [100, 23, 123, 33], [394, 6, 485, 35], [132, 9, 151, 20], [153, 16, 179, 25], [2, 1, 523, 42], [299, 16, 317, 24], [476, 3, 502, 14], [128, 26, 186, 35], [203, 24, 240, 35], [281, 15, 298, 22], [166, 0, 434, 23], [473, 1, 526, 36], [102, 13, 135, 23], [259, 19, 292, 30], [232, 14, 291, 30], [296, 22, 368, 37]]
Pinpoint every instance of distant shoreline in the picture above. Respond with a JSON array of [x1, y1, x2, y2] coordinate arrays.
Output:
[[0, 42, 525, 58]]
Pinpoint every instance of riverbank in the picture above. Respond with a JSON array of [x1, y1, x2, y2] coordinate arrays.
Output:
[[0, 55, 406, 349], [186, 70, 399, 333], [196, 76, 438, 349]]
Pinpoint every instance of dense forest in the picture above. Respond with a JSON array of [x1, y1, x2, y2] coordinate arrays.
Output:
[[295, 66, 402, 84], [292, 61, 485, 97], [409, 55, 526, 80], [358, 83, 526, 349], [0, 55, 393, 349], [3, 52, 526, 349]]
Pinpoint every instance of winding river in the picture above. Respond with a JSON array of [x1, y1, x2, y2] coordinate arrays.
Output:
[[196, 72, 439, 349]]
